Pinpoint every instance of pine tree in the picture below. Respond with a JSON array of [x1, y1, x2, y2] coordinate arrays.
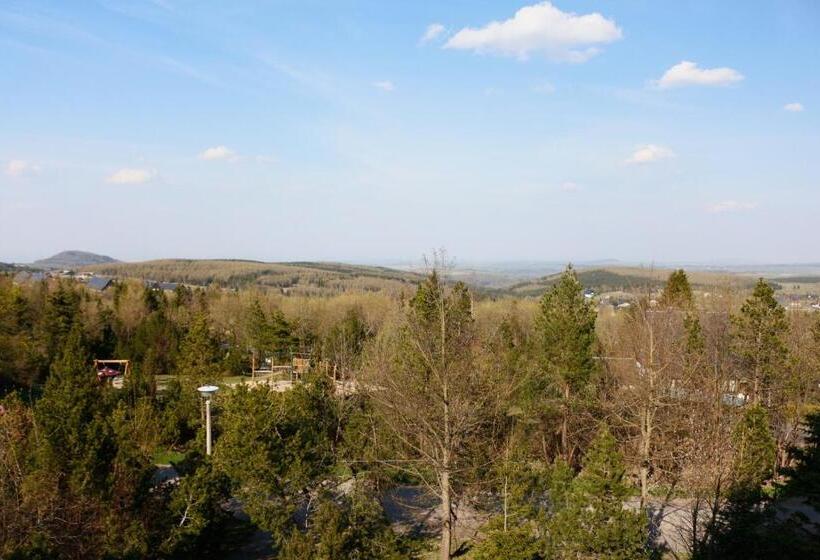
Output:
[[533, 265, 598, 462], [660, 269, 694, 308], [279, 488, 409, 560], [41, 281, 81, 360], [547, 425, 648, 559], [732, 279, 789, 405], [731, 405, 776, 497], [177, 312, 220, 384], [161, 312, 221, 445]]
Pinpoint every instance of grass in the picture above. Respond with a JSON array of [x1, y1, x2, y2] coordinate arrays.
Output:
[[152, 449, 185, 466]]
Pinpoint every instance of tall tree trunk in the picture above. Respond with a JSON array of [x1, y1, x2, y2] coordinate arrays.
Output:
[[640, 405, 650, 508], [561, 384, 570, 462], [440, 468, 451, 560]]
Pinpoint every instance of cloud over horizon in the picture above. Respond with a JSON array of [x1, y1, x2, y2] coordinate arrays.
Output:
[[656, 61, 744, 89], [444, 1, 622, 62]]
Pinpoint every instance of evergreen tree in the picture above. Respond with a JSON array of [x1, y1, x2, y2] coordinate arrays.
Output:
[[214, 380, 337, 544], [470, 524, 542, 560], [732, 279, 789, 405], [177, 312, 220, 383], [41, 281, 81, 360], [701, 408, 806, 560], [161, 312, 221, 445], [731, 405, 776, 497], [160, 463, 233, 559], [546, 426, 648, 559], [533, 265, 598, 461], [660, 269, 694, 308], [26, 324, 159, 558], [279, 488, 411, 560]]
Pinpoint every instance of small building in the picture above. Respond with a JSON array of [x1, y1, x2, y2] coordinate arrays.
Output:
[[145, 280, 180, 292], [87, 276, 113, 291]]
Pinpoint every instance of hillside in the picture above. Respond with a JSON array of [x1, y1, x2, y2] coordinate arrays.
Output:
[[33, 250, 118, 270], [84, 259, 426, 295], [507, 266, 755, 297]]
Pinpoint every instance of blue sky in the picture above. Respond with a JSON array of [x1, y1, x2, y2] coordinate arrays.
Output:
[[1, 1, 818, 264]]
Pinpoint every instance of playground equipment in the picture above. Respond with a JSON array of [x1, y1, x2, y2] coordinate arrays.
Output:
[[94, 359, 129, 388], [250, 350, 274, 378]]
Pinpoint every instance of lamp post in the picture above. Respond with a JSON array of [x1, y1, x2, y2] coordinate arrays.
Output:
[[197, 385, 219, 456]]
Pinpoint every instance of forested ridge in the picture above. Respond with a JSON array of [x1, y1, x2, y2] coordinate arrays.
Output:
[[84, 259, 424, 295], [1, 265, 819, 559]]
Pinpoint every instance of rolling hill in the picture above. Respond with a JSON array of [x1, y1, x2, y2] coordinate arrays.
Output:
[[33, 250, 118, 270], [506, 266, 757, 297], [84, 259, 426, 295]]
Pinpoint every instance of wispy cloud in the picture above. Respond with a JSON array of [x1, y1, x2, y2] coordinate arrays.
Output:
[[444, 1, 622, 62], [372, 80, 395, 92], [559, 181, 579, 192], [5, 159, 39, 177], [199, 146, 237, 161], [107, 168, 155, 184], [783, 102, 804, 112], [705, 200, 757, 214], [655, 61, 743, 89], [419, 23, 445, 45], [626, 144, 674, 165]]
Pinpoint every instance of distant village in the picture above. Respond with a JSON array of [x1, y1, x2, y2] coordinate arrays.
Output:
[[12, 268, 179, 293]]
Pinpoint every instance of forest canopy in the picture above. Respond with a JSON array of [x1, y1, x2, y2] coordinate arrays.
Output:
[[1, 266, 819, 559]]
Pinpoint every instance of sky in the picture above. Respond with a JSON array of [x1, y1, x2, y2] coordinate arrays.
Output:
[[1, 1, 818, 265]]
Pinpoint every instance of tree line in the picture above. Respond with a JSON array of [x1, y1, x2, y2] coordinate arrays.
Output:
[[0, 266, 818, 559]]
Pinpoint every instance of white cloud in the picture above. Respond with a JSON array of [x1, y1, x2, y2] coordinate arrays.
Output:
[[199, 145, 236, 161], [559, 181, 579, 191], [705, 200, 757, 214], [420, 23, 445, 44], [656, 61, 744, 89], [444, 1, 622, 62], [783, 102, 804, 112], [625, 144, 675, 165], [373, 80, 395, 92], [5, 159, 39, 177], [107, 168, 155, 185]]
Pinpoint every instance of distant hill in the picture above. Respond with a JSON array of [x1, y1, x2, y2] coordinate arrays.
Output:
[[33, 250, 119, 270], [507, 266, 755, 297], [84, 259, 425, 296]]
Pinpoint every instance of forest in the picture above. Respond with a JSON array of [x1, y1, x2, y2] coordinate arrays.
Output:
[[1, 264, 819, 559]]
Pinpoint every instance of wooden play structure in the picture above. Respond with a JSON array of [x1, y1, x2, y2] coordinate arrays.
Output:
[[249, 350, 309, 381], [292, 354, 311, 378]]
